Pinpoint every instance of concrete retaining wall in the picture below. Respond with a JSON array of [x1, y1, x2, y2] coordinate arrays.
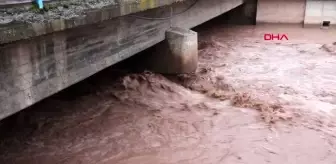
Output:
[[305, 0, 336, 27], [0, 0, 243, 120], [256, 0, 306, 24], [257, 0, 336, 27]]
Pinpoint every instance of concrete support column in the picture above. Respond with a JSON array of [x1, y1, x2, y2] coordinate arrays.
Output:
[[147, 27, 198, 74], [225, 0, 257, 25], [244, 0, 258, 25]]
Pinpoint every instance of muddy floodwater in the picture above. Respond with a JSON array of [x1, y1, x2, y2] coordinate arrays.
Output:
[[1, 24, 336, 164]]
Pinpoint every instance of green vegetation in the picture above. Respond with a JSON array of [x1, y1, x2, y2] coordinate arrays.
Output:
[[29, 1, 72, 13], [29, 2, 40, 12]]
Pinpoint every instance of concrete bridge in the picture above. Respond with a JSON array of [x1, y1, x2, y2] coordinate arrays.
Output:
[[0, 0, 335, 120]]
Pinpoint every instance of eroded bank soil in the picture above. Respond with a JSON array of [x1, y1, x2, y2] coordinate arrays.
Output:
[[1, 24, 336, 164]]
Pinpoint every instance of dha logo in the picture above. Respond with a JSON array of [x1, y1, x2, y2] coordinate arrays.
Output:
[[264, 34, 289, 40]]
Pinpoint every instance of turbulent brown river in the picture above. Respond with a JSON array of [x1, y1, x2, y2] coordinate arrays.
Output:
[[1, 23, 336, 164]]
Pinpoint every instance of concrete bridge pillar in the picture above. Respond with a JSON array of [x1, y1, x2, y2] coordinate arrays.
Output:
[[147, 27, 198, 74]]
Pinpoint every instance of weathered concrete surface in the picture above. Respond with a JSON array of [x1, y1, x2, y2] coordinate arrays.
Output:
[[0, 0, 176, 44], [256, 0, 306, 24], [304, 0, 336, 27], [0, 0, 244, 120], [257, 0, 336, 27], [146, 27, 198, 74], [0, 0, 117, 24]]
